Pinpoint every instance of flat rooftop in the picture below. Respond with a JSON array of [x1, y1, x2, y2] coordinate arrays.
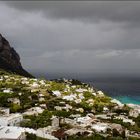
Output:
[[0, 126, 24, 139]]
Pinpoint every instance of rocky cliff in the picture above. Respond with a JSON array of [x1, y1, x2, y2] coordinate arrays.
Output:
[[0, 34, 33, 77]]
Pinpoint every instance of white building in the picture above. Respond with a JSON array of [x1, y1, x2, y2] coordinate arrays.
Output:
[[0, 113, 23, 126], [39, 97, 45, 102], [76, 116, 93, 127], [31, 82, 40, 88], [0, 108, 10, 116], [97, 91, 104, 96], [115, 115, 135, 125], [62, 94, 77, 101], [129, 109, 139, 118], [37, 128, 58, 140], [23, 107, 44, 116], [91, 123, 109, 133], [52, 91, 61, 97], [3, 89, 13, 93], [8, 98, 20, 105], [75, 88, 87, 93], [111, 99, 124, 107], [0, 126, 26, 140], [51, 116, 59, 128], [103, 107, 109, 113]]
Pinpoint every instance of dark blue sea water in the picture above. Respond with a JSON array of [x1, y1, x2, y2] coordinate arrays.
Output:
[[43, 73, 140, 105], [88, 78, 140, 105]]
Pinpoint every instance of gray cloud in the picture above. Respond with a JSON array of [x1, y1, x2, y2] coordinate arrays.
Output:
[[0, 1, 140, 78], [5, 1, 140, 24]]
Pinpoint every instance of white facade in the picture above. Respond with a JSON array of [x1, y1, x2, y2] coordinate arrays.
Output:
[[129, 109, 139, 118], [92, 123, 109, 133], [23, 107, 44, 116], [0, 113, 23, 126], [0, 108, 10, 116], [111, 99, 124, 107], [52, 91, 61, 97], [37, 128, 58, 140], [0, 126, 26, 140], [8, 98, 20, 105], [51, 116, 59, 128]]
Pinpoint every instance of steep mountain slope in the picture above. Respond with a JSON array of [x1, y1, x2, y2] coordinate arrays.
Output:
[[0, 34, 33, 77]]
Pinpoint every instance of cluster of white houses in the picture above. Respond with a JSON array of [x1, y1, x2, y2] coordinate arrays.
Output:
[[1, 103, 140, 140], [0, 108, 23, 127], [0, 126, 26, 140], [0, 108, 24, 140], [0, 108, 36, 140], [1, 75, 140, 139]]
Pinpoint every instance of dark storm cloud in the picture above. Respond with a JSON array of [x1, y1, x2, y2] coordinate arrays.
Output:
[[5, 1, 140, 24], [1, 1, 140, 77]]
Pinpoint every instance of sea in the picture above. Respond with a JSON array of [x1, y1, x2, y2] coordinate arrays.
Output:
[[38, 72, 140, 105], [87, 77, 140, 105]]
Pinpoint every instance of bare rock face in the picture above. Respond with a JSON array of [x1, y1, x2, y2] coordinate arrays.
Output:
[[0, 34, 33, 77]]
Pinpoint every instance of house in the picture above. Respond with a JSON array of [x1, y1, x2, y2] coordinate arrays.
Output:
[[0, 126, 26, 140], [75, 88, 87, 93], [76, 116, 91, 124], [109, 123, 123, 134], [37, 128, 58, 140], [39, 80, 46, 86], [123, 118, 135, 125], [92, 92, 96, 96], [40, 104, 47, 108], [62, 94, 77, 101], [21, 78, 29, 85], [55, 104, 72, 112], [52, 91, 61, 97], [39, 97, 45, 102], [51, 116, 60, 128], [55, 106, 62, 111], [97, 91, 104, 96], [76, 108, 84, 113], [62, 118, 77, 127], [31, 82, 40, 88], [76, 116, 93, 127], [23, 107, 44, 116], [103, 107, 109, 113], [111, 99, 124, 107], [91, 123, 109, 133], [0, 113, 23, 126], [36, 116, 60, 140], [129, 109, 139, 118], [75, 99, 82, 104], [8, 98, 20, 105], [115, 115, 135, 125], [3, 89, 13, 93], [0, 108, 10, 116], [95, 114, 111, 120], [78, 93, 85, 99]]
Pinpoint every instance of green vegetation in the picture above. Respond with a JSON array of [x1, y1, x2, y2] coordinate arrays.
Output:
[[113, 104, 130, 115], [0, 69, 140, 139], [21, 110, 52, 129], [26, 133, 48, 140], [129, 137, 140, 140], [68, 134, 125, 140], [68, 134, 105, 140]]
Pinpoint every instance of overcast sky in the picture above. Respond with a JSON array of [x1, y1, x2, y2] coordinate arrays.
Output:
[[0, 1, 140, 78]]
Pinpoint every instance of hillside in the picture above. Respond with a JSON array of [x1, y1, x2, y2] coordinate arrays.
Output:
[[0, 34, 33, 78], [0, 69, 140, 140]]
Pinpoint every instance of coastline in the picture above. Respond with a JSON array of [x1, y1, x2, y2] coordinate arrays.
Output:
[[114, 96, 140, 105]]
